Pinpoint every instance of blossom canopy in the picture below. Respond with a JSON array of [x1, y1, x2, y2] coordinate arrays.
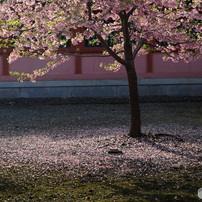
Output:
[[0, 0, 201, 80]]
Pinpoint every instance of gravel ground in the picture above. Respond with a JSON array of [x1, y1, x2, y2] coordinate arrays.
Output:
[[0, 101, 201, 177]]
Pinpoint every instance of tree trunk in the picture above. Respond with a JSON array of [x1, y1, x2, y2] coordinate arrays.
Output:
[[125, 60, 142, 138]]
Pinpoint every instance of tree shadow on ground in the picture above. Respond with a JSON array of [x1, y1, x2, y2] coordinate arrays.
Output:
[[146, 139, 201, 161]]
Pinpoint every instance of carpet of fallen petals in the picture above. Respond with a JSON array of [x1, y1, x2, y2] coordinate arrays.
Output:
[[0, 102, 201, 177]]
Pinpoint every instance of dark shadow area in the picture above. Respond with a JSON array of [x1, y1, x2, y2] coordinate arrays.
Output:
[[0, 96, 202, 106], [0, 101, 201, 133], [0, 176, 28, 196], [0, 103, 131, 136]]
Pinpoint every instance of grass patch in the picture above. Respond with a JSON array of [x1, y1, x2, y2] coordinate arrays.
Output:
[[0, 165, 201, 201]]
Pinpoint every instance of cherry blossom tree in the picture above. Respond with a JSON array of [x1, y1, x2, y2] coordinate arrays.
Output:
[[0, 0, 201, 137]]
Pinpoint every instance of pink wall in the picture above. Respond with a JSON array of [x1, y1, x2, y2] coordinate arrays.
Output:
[[153, 53, 201, 73], [82, 56, 126, 76], [0, 53, 201, 81], [9, 56, 76, 75], [135, 55, 147, 74], [82, 55, 146, 75]]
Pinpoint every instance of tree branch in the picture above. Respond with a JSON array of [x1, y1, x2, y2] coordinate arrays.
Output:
[[87, 0, 93, 20], [120, 13, 133, 61], [133, 38, 145, 59], [86, 0, 126, 66], [95, 33, 127, 66], [127, 6, 137, 18]]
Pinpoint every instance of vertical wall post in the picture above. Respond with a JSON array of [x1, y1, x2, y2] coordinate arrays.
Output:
[[146, 52, 153, 73]]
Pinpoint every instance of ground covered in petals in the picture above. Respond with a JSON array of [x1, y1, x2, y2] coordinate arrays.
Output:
[[0, 101, 201, 201]]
